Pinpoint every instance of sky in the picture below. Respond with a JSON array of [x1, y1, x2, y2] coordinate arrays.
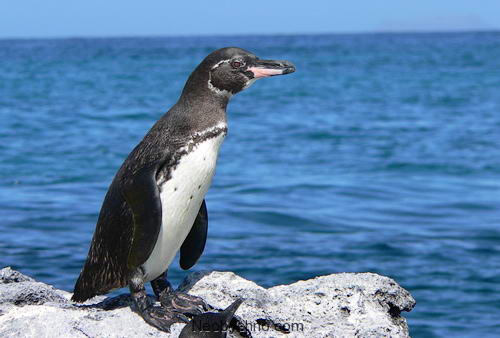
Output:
[[1, 1, 499, 38]]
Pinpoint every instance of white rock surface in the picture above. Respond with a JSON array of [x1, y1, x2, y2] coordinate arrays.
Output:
[[0, 267, 415, 337]]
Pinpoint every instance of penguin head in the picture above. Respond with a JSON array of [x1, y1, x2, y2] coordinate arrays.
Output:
[[207, 47, 295, 96], [188, 47, 295, 98]]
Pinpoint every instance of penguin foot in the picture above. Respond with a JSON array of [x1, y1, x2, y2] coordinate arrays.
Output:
[[140, 305, 190, 332], [160, 291, 209, 316]]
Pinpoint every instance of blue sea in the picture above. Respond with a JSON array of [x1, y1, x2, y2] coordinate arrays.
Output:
[[1, 32, 499, 337]]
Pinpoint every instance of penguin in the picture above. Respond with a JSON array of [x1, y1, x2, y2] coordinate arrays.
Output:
[[71, 47, 295, 332]]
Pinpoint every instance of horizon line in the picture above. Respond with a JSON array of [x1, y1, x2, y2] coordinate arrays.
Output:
[[1, 28, 499, 41]]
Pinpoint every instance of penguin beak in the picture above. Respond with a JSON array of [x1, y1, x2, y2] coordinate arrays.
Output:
[[247, 59, 296, 79]]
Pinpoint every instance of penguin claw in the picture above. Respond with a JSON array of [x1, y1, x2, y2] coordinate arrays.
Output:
[[160, 291, 209, 316], [141, 305, 189, 332]]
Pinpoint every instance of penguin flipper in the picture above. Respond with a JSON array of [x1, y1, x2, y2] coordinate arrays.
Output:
[[179, 199, 208, 270], [121, 162, 163, 269]]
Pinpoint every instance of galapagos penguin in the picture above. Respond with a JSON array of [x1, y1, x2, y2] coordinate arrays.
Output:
[[72, 47, 295, 332]]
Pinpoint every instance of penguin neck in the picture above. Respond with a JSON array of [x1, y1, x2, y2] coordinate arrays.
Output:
[[175, 69, 230, 131], [180, 66, 231, 109], [179, 87, 229, 112]]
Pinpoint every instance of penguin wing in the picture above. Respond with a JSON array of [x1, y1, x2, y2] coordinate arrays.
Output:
[[121, 161, 163, 269], [73, 151, 167, 302], [179, 199, 208, 270]]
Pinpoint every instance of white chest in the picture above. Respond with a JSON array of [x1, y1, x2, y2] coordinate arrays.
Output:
[[142, 132, 225, 281]]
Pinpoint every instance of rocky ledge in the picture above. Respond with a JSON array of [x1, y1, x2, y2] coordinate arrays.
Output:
[[0, 267, 415, 337]]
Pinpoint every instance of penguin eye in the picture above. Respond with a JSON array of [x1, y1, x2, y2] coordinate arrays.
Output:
[[231, 60, 243, 69]]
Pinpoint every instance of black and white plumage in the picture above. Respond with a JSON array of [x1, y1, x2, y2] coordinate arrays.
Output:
[[71, 47, 295, 332]]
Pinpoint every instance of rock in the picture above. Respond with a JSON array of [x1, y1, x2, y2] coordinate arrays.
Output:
[[0, 267, 35, 284], [180, 271, 415, 337], [0, 267, 415, 337], [0, 267, 67, 306]]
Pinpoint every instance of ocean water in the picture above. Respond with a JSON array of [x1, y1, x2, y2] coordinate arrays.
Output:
[[1, 32, 500, 337]]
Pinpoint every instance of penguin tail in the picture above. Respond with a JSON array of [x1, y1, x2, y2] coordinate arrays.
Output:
[[71, 271, 96, 303], [71, 259, 128, 303]]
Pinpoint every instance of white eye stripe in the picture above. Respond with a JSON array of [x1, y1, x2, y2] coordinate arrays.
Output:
[[211, 59, 246, 70], [207, 72, 233, 98], [211, 59, 230, 70]]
